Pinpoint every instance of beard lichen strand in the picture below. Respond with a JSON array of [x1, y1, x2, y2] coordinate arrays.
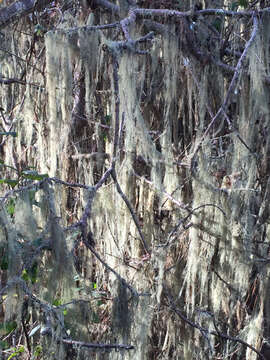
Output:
[[45, 30, 74, 178], [179, 21, 270, 359], [161, 29, 183, 210]]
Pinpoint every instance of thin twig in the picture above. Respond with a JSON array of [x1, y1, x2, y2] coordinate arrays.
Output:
[[191, 14, 258, 160], [84, 243, 139, 297], [165, 289, 266, 360], [1, 278, 134, 351], [0, 76, 44, 89], [187, 62, 254, 155], [61, 338, 134, 350], [111, 169, 149, 255]]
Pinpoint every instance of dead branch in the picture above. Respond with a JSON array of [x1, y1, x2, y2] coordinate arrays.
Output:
[[61, 338, 134, 350], [0, 278, 135, 352], [111, 168, 150, 255], [165, 289, 266, 360], [82, 242, 139, 297], [191, 14, 258, 161]]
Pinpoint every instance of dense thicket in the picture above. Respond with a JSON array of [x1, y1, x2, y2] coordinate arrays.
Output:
[[1, 0, 270, 359]]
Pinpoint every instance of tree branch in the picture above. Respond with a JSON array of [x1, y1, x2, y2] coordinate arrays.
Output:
[[62, 338, 134, 350], [191, 13, 258, 161], [165, 289, 266, 360]]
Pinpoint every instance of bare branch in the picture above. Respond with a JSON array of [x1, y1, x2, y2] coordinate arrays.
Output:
[[111, 169, 150, 255], [0, 277, 135, 351], [83, 242, 139, 297], [134, 7, 270, 19], [0, 76, 44, 89], [165, 289, 266, 360], [61, 338, 134, 350], [191, 14, 259, 160]]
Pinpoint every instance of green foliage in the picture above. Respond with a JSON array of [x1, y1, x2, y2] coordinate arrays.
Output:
[[7, 345, 25, 360], [21, 170, 48, 181], [6, 198, 16, 216], [0, 340, 9, 350], [0, 321, 17, 336], [33, 344, 43, 358], [21, 262, 38, 284], [0, 179, 18, 188], [238, 0, 249, 8], [0, 164, 48, 189], [52, 298, 67, 316]]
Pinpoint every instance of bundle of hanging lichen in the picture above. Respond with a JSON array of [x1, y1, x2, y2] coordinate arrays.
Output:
[[0, 180, 78, 360], [2, 1, 270, 358], [178, 15, 270, 359]]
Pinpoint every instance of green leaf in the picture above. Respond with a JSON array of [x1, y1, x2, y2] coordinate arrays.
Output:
[[21, 264, 38, 284], [7, 346, 25, 360], [21, 170, 48, 181], [92, 312, 100, 324], [0, 321, 17, 336], [6, 198, 15, 216], [21, 269, 30, 282], [239, 0, 248, 7], [33, 344, 43, 356], [104, 115, 111, 124], [0, 163, 18, 172], [52, 299, 62, 306], [0, 179, 18, 188]]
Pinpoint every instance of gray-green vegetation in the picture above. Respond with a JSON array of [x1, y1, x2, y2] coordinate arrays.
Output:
[[0, 0, 270, 359]]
